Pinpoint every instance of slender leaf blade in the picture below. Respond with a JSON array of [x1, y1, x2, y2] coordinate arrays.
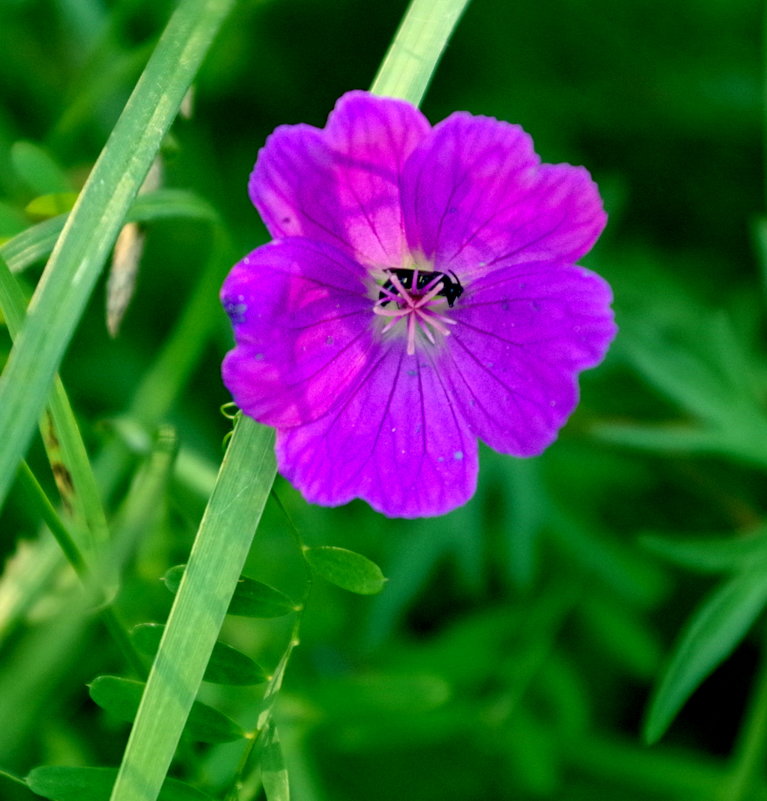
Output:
[[110, 418, 275, 801], [644, 569, 767, 743], [0, 0, 236, 511], [641, 528, 767, 574], [370, 0, 471, 105]]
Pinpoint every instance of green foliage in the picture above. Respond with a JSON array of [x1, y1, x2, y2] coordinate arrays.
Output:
[[163, 566, 296, 617], [130, 624, 267, 685], [644, 570, 767, 744], [26, 767, 213, 801], [89, 676, 246, 743], [0, 0, 765, 799], [303, 545, 387, 595]]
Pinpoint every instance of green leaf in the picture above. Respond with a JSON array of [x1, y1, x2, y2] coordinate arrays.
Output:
[[228, 577, 297, 617], [26, 766, 213, 801], [110, 419, 276, 801], [25, 193, 79, 218], [89, 676, 245, 743], [161, 564, 186, 593], [370, 0, 471, 105], [303, 546, 387, 595], [163, 565, 296, 618], [644, 569, 767, 743], [641, 528, 767, 574], [1, 189, 217, 277], [131, 624, 267, 685], [261, 721, 290, 801], [0, 255, 112, 566], [11, 141, 73, 195], [0, 0, 236, 512]]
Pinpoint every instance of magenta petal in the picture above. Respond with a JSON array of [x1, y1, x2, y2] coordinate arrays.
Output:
[[250, 91, 431, 267], [442, 262, 617, 456], [401, 113, 606, 274], [276, 344, 478, 518], [221, 238, 373, 428]]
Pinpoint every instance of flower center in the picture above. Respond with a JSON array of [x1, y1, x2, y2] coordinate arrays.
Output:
[[373, 268, 458, 356]]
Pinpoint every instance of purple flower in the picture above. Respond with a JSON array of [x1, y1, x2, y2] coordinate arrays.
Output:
[[221, 91, 616, 518]]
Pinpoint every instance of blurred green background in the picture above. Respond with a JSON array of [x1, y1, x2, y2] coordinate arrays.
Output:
[[0, 0, 765, 799]]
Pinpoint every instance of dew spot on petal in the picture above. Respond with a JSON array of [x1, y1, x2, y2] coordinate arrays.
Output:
[[253, 352, 264, 361], [407, 368, 417, 377], [453, 450, 464, 461], [325, 335, 335, 345], [501, 301, 510, 311]]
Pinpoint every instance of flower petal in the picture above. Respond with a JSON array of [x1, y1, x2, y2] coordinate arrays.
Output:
[[221, 238, 373, 428], [250, 91, 431, 268], [442, 262, 616, 456], [276, 342, 478, 518], [401, 113, 606, 275]]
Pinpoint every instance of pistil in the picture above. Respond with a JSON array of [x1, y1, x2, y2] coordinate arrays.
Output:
[[373, 269, 457, 355]]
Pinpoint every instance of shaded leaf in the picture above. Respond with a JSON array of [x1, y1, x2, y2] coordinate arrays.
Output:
[[163, 565, 296, 618], [26, 766, 213, 801], [131, 623, 267, 685], [641, 528, 767, 574], [644, 569, 767, 743], [88, 676, 245, 743], [303, 546, 387, 595]]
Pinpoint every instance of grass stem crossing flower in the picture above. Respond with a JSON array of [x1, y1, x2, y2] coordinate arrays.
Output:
[[221, 91, 616, 517]]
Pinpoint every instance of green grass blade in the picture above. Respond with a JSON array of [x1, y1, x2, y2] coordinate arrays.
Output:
[[644, 569, 767, 743], [0, 189, 218, 276], [0, 0, 235, 511], [109, 417, 276, 801], [107, 3, 472, 798], [370, 0, 472, 105], [0, 255, 110, 557]]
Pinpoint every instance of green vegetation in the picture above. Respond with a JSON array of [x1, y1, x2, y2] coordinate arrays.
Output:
[[0, 0, 764, 799]]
